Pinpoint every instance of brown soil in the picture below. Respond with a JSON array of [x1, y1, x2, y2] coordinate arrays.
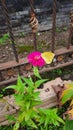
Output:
[[0, 28, 70, 63]]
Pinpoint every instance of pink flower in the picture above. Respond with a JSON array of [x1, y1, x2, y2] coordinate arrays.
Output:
[[27, 52, 45, 67]]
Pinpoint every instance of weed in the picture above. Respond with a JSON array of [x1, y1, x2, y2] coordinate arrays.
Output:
[[56, 27, 68, 33], [19, 32, 26, 37], [62, 27, 68, 31], [0, 125, 13, 130], [0, 33, 10, 45], [56, 40, 66, 47], [56, 27, 62, 33], [17, 45, 34, 53]]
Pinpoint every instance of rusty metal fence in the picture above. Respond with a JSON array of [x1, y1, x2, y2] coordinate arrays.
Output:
[[0, 0, 73, 88]]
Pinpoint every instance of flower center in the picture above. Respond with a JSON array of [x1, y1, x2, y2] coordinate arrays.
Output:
[[34, 56, 40, 60]]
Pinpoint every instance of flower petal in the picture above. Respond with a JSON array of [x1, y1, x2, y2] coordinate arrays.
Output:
[[27, 51, 45, 67]]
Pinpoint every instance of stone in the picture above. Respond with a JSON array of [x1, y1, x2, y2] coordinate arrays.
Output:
[[36, 78, 63, 108], [0, 98, 16, 123]]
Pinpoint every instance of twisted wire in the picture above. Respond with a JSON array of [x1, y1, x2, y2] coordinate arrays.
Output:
[[1, 0, 19, 62], [29, 12, 38, 33], [29, 0, 34, 13], [29, 0, 38, 51]]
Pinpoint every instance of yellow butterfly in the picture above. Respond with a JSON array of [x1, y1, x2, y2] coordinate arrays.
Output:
[[41, 52, 55, 64]]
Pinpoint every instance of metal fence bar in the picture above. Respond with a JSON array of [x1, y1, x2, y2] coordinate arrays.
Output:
[[29, 0, 34, 13], [51, 0, 57, 52], [67, 10, 73, 49], [1, 0, 19, 62], [67, 26, 72, 49], [0, 71, 3, 81], [33, 32, 37, 51], [29, 0, 38, 51]]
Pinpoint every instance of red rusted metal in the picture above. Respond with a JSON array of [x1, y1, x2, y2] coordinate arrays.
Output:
[[0, 46, 73, 71], [0, 71, 3, 81], [0, 56, 73, 87], [0, 58, 27, 71], [55, 45, 73, 55], [33, 32, 37, 51]]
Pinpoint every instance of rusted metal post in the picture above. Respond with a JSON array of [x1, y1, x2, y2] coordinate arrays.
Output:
[[33, 32, 37, 51], [0, 71, 3, 81], [51, 0, 57, 52], [29, 0, 34, 13], [67, 10, 73, 49], [67, 26, 73, 49], [29, 0, 38, 51], [1, 0, 19, 62]]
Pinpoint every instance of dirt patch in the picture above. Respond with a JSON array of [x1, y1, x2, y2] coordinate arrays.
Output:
[[0, 27, 73, 80], [0, 27, 70, 63]]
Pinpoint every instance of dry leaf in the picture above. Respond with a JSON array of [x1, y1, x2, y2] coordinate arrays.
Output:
[[57, 55, 64, 62], [68, 108, 73, 119]]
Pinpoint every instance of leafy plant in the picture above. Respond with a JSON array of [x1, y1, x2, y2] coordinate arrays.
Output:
[[0, 33, 10, 44], [56, 27, 62, 33], [0, 125, 13, 130], [61, 83, 73, 120], [37, 108, 64, 130], [62, 27, 68, 31], [64, 119, 73, 130], [61, 83, 73, 104], [0, 94, 3, 98], [5, 75, 64, 130], [17, 45, 34, 53], [6, 75, 47, 130], [56, 27, 68, 33], [5, 51, 64, 129], [19, 32, 26, 37]]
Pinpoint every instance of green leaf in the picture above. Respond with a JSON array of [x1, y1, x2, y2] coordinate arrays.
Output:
[[33, 91, 40, 99], [61, 89, 73, 104], [18, 111, 25, 122], [39, 116, 45, 125], [57, 116, 65, 124], [17, 75, 23, 86], [26, 102, 30, 110], [38, 108, 64, 127], [25, 109, 32, 121], [35, 79, 48, 88], [64, 119, 73, 130], [44, 117, 49, 127], [13, 121, 20, 130], [33, 67, 41, 79], [22, 77, 34, 87], [6, 115, 16, 122], [63, 27, 68, 31], [17, 75, 25, 92], [6, 76, 25, 93], [31, 100, 41, 107], [66, 83, 73, 88], [14, 94, 25, 106], [28, 119, 37, 129], [6, 85, 18, 90]]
